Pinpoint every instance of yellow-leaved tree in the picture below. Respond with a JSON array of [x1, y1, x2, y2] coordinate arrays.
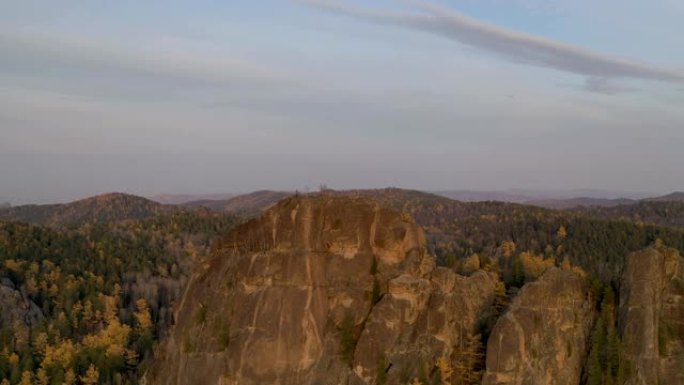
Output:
[[63, 369, 77, 385], [81, 364, 100, 385], [519, 251, 555, 281], [19, 371, 32, 385], [135, 298, 154, 333], [557, 225, 567, 240], [36, 368, 49, 385], [501, 241, 516, 258], [436, 357, 453, 385]]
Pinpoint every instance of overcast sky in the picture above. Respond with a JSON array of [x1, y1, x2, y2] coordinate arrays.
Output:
[[1, 0, 683, 204]]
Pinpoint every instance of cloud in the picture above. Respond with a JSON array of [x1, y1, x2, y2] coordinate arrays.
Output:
[[300, 0, 683, 91], [0, 28, 283, 88]]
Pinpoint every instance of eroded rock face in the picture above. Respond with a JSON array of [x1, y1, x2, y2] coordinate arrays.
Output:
[[147, 196, 502, 385], [619, 247, 684, 385], [482, 268, 595, 385], [351, 269, 500, 384], [0, 282, 44, 350]]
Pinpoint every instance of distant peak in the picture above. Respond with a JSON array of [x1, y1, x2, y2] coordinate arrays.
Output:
[[78, 192, 155, 204]]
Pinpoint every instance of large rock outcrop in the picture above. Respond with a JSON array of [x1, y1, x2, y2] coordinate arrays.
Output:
[[351, 269, 500, 384], [619, 247, 684, 385], [0, 280, 44, 350], [482, 268, 595, 385], [147, 195, 502, 385]]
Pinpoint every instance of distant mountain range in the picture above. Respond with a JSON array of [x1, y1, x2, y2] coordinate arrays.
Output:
[[433, 189, 683, 209], [433, 189, 655, 203], [3, 189, 684, 227], [181, 190, 291, 217], [643, 191, 684, 202], [525, 192, 684, 209], [523, 197, 638, 209], [150, 193, 237, 205]]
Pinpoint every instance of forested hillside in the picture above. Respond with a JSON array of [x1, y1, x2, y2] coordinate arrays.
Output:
[[2, 189, 684, 384], [0, 194, 178, 227], [576, 200, 684, 229], [0, 209, 238, 384], [337, 189, 684, 285]]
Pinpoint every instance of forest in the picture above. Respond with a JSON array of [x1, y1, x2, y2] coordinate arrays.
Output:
[[1, 190, 684, 384], [0, 208, 239, 385]]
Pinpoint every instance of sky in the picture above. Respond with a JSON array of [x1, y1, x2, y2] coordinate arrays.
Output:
[[1, 0, 683, 204]]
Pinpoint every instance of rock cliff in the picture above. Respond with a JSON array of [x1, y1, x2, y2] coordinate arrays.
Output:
[[481, 268, 595, 385], [148, 195, 684, 385], [0, 280, 44, 350], [619, 247, 684, 385], [147, 195, 502, 385]]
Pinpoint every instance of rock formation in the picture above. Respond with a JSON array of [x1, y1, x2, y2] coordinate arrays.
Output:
[[482, 268, 595, 385], [147, 195, 502, 385], [0, 280, 44, 350], [619, 247, 684, 385]]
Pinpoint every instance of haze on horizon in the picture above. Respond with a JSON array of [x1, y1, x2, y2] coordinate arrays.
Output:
[[1, 0, 683, 205]]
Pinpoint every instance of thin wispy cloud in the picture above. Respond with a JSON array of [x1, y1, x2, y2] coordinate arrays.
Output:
[[0, 28, 281, 88], [300, 0, 683, 92]]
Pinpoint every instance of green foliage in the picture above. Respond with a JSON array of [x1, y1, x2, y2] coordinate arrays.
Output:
[[586, 343, 602, 385], [577, 200, 684, 229], [357, 190, 684, 287], [584, 285, 621, 385], [0, 210, 239, 385]]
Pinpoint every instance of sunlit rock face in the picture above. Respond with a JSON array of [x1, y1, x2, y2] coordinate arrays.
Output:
[[482, 268, 595, 385], [146, 195, 501, 385], [619, 247, 684, 385]]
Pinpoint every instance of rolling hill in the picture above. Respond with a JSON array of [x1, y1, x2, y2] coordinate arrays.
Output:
[[0, 192, 178, 226]]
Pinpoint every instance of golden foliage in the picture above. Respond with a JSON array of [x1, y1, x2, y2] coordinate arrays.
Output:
[[135, 298, 154, 332], [32, 332, 48, 360], [83, 317, 131, 359], [36, 368, 49, 385], [436, 357, 453, 385], [561, 256, 572, 270], [557, 225, 567, 240], [461, 254, 481, 275], [63, 369, 77, 385], [519, 251, 555, 281], [81, 364, 100, 385], [19, 371, 32, 385], [501, 241, 517, 258], [452, 333, 485, 385], [42, 338, 76, 369]]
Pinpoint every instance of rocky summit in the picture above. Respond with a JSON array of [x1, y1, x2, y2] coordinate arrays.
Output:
[[145, 195, 615, 385], [147, 195, 495, 384], [482, 268, 595, 385]]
